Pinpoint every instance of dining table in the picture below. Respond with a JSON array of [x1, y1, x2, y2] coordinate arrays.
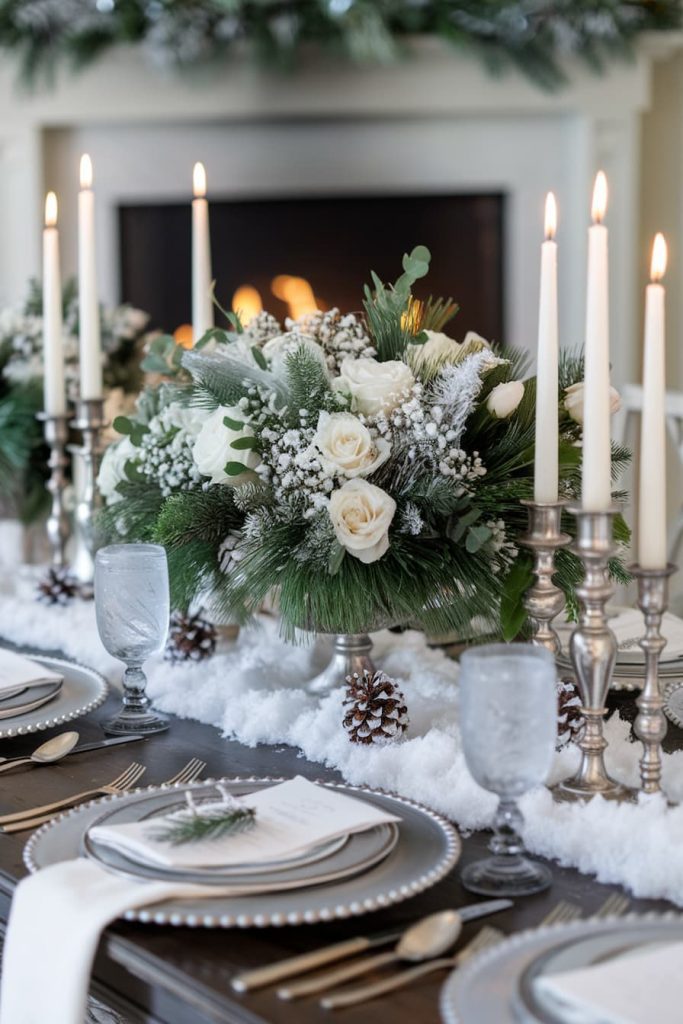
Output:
[[0, 680, 678, 1024]]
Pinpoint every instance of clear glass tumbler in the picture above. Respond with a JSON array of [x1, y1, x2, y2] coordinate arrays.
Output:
[[459, 643, 557, 897], [95, 543, 170, 735]]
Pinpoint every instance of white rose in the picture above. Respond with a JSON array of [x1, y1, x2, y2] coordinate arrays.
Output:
[[463, 331, 491, 349], [408, 330, 462, 372], [487, 380, 525, 419], [328, 479, 396, 564], [262, 333, 328, 377], [312, 411, 391, 479], [564, 382, 621, 425], [97, 436, 136, 504], [192, 405, 259, 485], [333, 357, 415, 416]]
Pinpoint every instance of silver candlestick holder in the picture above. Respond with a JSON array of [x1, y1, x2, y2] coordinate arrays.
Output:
[[69, 398, 107, 592], [630, 562, 677, 795], [37, 412, 71, 568], [555, 505, 634, 802], [520, 499, 570, 656]]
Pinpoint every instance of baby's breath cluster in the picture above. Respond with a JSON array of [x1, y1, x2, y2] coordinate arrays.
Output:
[[257, 419, 334, 517], [136, 404, 204, 497], [288, 309, 376, 374]]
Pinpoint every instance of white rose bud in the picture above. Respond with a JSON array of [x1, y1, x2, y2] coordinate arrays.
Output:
[[486, 380, 525, 419], [192, 404, 260, 485], [97, 436, 136, 504], [564, 381, 621, 425], [333, 356, 415, 416], [329, 479, 396, 564], [312, 411, 391, 478], [408, 330, 462, 372]]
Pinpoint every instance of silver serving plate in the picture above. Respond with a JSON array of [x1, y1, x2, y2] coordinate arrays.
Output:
[[440, 913, 683, 1024], [81, 783, 399, 890], [25, 776, 461, 929], [0, 655, 107, 738]]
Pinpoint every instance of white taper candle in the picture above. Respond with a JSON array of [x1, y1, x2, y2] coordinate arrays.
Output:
[[582, 171, 612, 511], [534, 192, 559, 503], [638, 233, 668, 569], [192, 161, 214, 342], [77, 154, 102, 400], [42, 192, 66, 416]]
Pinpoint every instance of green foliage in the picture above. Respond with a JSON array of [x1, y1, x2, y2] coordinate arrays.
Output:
[[0, 2, 677, 92], [0, 380, 48, 522], [283, 345, 337, 421], [363, 245, 431, 361], [182, 350, 285, 410], [96, 480, 165, 545], [141, 334, 184, 377], [150, 805, 256, 846]]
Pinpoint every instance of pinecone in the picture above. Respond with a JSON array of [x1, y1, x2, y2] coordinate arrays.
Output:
[[165, 611, 217, 664], [218, 532, 245, 575], [557, 677, 585, 750], [342, 670, 409, 745], [36, 567, 80, 606]]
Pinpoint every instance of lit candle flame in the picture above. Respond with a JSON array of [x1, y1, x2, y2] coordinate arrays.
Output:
[[650, 232, 667, 283], [193, 162, 207, 198], [80, 153, 93, 190], [44, 191, 58, 228], [544, 191, 557, 241], [232, 285, 263, 325], [591, 171, 607, 224]]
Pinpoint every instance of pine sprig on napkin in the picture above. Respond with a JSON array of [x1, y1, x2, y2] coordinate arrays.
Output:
[[149, 791, 257, 846]]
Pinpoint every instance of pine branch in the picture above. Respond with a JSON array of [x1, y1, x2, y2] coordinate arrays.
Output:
[[150, 806, 256, 846]]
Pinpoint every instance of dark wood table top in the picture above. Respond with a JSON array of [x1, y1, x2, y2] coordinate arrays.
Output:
[[0, 685, 676, 1024]]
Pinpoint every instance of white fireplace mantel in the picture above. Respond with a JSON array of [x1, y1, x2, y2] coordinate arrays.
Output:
[[0, 38, 678, 386]]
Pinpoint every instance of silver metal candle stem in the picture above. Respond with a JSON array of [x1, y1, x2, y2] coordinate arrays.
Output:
[[69, 397, 106, 590], [520, 499, 570, 656], [631, 562, 677, 795], [555, 505, 634, 802], [37, 412, 70, 568]]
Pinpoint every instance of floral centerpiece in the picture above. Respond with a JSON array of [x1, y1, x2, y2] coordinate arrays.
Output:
[[99, 246, 629, 649], [0, 278, 150, 522]]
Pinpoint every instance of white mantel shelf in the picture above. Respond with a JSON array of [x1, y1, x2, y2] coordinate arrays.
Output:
[[1, 36, 680, 386]]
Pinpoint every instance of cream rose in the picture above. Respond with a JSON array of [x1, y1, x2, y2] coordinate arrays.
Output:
[[312, 411, 391, 479], [408, 330, 462, 372], [564, 382, 621, 425], [463, 331, 491, 349], [487, 380, 525, 419], [192, 405, 259, 485], [97, 436, 136, 504], [333, 357, 415, 416], [329, 479, 396, 564]]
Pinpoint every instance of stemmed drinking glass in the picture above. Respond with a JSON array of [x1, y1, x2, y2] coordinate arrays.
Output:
[[459, 643, 557, 897], [95, 543, 170, 735]]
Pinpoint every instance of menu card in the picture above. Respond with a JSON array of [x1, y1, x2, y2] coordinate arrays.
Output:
[[89, 776, 401, 869]]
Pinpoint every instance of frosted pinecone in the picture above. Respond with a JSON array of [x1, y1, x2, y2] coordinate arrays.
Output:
[[218, 532, 246, 574], [342, 670, 409, 745]]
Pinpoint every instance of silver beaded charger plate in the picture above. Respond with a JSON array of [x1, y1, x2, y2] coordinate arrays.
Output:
[[80, 784, 398, 888], [25, 777, 461, 929], [0, 655, 107, 738], [440, 914, 683, 1024]]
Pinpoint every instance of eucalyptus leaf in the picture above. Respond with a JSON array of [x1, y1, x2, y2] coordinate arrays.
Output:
[[328, 541, 346, 576], [224, 461, 248, 476], [230, 436, 258, 451], [252, 347, 267, 370], [465, 524, 492, 554], [500, 553, 534, 642], [223, 415, 245, 431]]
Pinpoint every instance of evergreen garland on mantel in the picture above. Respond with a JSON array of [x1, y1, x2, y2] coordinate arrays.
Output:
[[0, 1, 679, 90]]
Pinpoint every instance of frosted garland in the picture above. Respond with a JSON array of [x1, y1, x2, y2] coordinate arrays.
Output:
[[3, 574, 683, 905]]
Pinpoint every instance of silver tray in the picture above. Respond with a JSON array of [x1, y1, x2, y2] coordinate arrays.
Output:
[[440, 913, 683, 1024], [82, 783, 399, 890], [25, 776, 461, 929], [0, 654, 107, 738]]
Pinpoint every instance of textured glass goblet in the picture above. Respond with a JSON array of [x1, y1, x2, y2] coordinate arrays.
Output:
[[459, 643, 557, 897], [95, 543, 170, 735]]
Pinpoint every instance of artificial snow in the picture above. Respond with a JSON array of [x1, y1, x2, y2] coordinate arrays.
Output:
[[3, 569, 683, 905]]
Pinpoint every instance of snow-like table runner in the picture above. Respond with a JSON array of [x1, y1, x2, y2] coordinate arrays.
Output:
[[2, 569, 683, 906]]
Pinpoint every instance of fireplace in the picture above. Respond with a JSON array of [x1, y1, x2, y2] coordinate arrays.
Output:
[[119, 192, 504, 339]]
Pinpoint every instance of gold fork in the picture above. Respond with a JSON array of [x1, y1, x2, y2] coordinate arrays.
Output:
[[318, 899, 585, 1010], [593, 893, 630, 919], [162, 758, 206, 786], [0, 762, 147, 832]]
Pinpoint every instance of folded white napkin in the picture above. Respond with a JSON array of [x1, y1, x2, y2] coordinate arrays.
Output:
[[90, 775, 401, 869], [557, 609, 683, 664], [0, 648, 62, 695], [534, 940, 683, 1024]]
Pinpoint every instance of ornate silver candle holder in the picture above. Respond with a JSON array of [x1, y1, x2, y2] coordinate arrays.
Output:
[[36, 412, 71, 567], [69, 397, 106, 592], [555, 505, 634, 802], [630, 562, 677, 795], [520, 499, 570, 656]]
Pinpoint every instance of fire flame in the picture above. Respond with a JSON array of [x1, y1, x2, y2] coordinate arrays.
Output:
[[544, 192, 557, 241], [232, 285, 263, 325], [193, 162, 207, 199], [271, 275, 319, 320]]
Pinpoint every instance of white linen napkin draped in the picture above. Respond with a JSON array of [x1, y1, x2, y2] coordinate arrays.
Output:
[[534, 940, 683, 1024], [0, 648, 62, 694]]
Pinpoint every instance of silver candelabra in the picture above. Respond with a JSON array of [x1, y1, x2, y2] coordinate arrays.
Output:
[[555, 505, 634, 802], [69, 397, 106, 591], [37, 412, 70, 568], [631, 562, 677, 795], [520, 499, 570, 656]]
